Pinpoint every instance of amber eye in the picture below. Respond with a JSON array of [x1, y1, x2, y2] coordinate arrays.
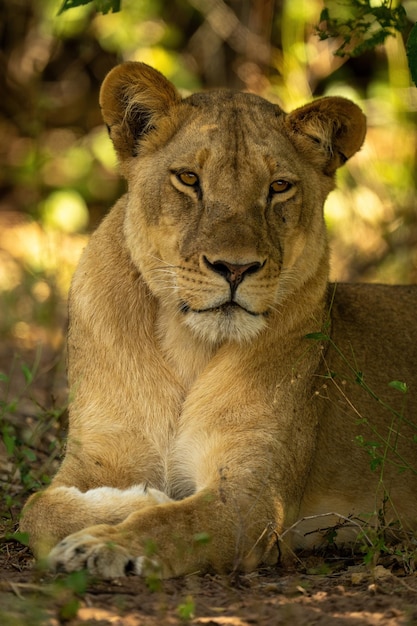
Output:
[[270, 180, 292, 194], [177, 171, 199, 187]]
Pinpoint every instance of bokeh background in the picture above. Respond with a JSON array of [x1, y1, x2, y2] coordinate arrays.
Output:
[[1, 0, 417, 354]]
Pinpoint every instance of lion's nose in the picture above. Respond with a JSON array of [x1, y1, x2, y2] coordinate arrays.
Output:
[[203, 256, 264, 290]]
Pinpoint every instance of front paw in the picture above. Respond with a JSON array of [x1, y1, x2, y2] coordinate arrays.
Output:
[[48, 532, 146, 579]]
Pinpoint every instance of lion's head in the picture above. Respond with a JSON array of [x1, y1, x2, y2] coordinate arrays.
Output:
[[100, 62, 366, 343]]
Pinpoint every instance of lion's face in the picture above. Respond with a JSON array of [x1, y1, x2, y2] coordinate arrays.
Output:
[[100, 64, 366, 343], [124, 94, 329, 343]]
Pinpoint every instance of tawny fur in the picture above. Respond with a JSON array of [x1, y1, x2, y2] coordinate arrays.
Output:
[[20, 62, 417, 579]]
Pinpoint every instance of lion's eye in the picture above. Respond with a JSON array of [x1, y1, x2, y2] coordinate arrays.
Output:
[[270, 180, 292, 194], [177, 171, 199, 187]]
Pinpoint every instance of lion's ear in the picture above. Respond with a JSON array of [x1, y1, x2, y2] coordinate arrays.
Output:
[[99, 62, 181, 161], [284, 97, 366, 174]]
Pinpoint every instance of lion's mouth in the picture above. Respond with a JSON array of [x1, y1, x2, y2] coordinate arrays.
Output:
[[179, 301, 265, 317]]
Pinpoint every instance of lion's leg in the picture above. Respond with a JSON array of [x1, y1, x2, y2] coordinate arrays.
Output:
[[46, 485, 278, 579], [45, 423, 295, 578], [20, 484, 172, 559], [44, 355, 319, 578]]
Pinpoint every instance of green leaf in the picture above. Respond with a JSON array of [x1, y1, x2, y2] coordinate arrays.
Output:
[[96, 0, 121, 13], [0, 372, 9, 383], [2, 398, 18, 414], [59, 598, 80, 621], [6, 531, 30, 546], [193, 532, 211, 545], [305, 332, 329, 341], [323, 370, 337, 380], [406, 23, 417, 87], [57, 0, 92, 14], [57, 0, 121, 15], [370, 457, 383, 472], [388, 380, 408, 394], [6, 399, 17, 413], [21, 363, 33, 385], [22, 447, 37, 462], [177, 596, 195, 621], [2, 429, 16, 455], [319, 8, 329, 24], [63, 570, 89, 594]]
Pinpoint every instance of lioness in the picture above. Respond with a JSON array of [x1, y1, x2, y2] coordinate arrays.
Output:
[[21, 62, 417, 579]]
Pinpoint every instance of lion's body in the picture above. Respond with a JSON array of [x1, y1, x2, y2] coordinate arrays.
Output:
[[21, 63, 417, 578]]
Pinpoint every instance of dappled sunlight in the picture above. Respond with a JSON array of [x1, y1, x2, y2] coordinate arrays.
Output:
[[41, 190, 89, 233], [0, 218, 86, 291], [326, 114, 417, 283], [0, 216, 87, 349]]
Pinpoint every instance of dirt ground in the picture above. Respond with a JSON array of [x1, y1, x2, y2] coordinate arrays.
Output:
[[2, 534, 417, 626], [2, 336, 417, 625]]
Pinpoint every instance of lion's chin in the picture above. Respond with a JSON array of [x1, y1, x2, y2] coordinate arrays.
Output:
[[182, 306, 267, 344]]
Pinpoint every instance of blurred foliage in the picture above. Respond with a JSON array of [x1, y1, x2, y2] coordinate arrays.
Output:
[[317, 0, 417, 87], [0, 0, 417, 353], [407, 21, 417, 85], [317, 0, 408, 57]]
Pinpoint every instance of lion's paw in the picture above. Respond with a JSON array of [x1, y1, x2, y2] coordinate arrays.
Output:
[[48, 533, 145, 579]]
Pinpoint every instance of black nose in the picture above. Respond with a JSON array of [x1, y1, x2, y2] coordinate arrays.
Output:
[[203, 256, 263, 290]]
